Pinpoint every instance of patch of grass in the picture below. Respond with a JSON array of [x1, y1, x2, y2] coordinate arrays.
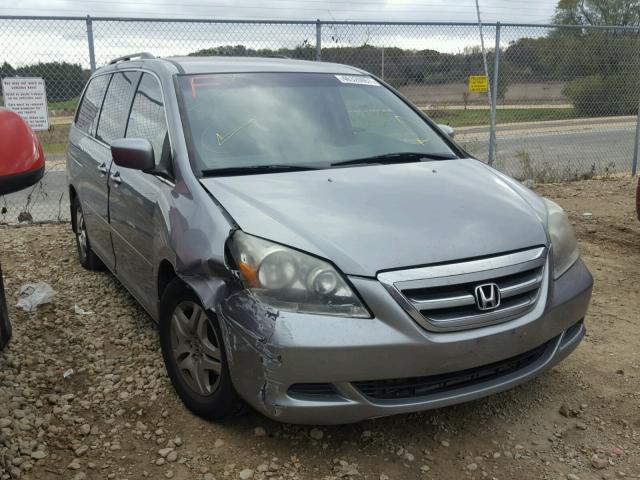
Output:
[[0, 96, 79, 112], [424, 107, 579, 128], [37, 123, 70, 156], [48, 97, 79, 111], [37, 123, 70, 143], [42, 143, 67, 155], [494, 148, 619, 183]]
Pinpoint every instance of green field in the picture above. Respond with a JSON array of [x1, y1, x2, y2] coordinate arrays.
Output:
[[42, 143, 68, 155], [37, 123, 70, 155], [424, 107, 578, 128], [48, 97, 79, 111]]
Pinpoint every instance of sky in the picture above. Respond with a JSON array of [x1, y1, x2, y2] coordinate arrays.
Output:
[[0, 1, 562, 68], [1, 0, 560, 24]]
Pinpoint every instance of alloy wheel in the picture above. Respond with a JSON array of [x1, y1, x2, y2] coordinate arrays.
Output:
[[170, 301, 223, 396], [76, 206, 88, 261]]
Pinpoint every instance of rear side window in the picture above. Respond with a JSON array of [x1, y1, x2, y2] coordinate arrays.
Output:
[[126, 73, 168, 167], [75, 74, 110, 135], [96, 71, 140, 145]]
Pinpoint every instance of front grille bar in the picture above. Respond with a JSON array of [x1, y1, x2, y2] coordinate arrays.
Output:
[[378, 247, 548, 332], [412, 292, 475, 310], [500, 270, 544, 298], [428, 294, 536, 327]]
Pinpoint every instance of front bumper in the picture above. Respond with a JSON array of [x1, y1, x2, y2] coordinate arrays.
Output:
[[218, 258, 592, 425]]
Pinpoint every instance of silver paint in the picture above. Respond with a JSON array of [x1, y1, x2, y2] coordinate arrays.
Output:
[[67, 56, 593, 424]]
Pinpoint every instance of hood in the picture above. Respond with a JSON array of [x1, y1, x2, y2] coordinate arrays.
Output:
[[200, 159, 549, 277]]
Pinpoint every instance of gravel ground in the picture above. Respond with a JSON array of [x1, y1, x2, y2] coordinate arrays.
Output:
[[1, 177, 639, 480]]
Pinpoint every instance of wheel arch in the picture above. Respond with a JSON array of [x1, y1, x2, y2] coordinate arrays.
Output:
[[157, 259, 231, 312], [157, 259, 179, 302]]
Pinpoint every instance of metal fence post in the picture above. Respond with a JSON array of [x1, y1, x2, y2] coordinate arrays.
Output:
[[488, 22, 501, 166], [86, 15, 96, 73], [315, 20, 322, 61], [633, 96, 640, 176]]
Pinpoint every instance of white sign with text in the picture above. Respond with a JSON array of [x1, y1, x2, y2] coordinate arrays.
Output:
[[1, 77, 49, 131]]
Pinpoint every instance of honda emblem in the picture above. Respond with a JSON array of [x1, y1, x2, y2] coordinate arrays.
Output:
[[474, 283, 501, 311]]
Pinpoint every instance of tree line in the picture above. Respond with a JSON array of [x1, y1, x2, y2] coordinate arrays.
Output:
[[2, 26, 640, 116], [189, 30, 640, 115], [0, 61, 88, 102]]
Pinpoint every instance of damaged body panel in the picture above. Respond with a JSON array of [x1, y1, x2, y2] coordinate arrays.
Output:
[[67, 55, 593, 424], [218, 261, 592, 425]]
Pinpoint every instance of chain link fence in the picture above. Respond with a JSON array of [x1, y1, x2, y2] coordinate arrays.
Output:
[[1, 16, 640, 223]]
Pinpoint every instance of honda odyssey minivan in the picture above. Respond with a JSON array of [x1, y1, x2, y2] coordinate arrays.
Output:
[[67, 53, 593, 424]]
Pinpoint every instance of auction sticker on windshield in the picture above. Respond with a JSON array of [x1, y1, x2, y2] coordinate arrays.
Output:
[[335, 75, 380, 86]]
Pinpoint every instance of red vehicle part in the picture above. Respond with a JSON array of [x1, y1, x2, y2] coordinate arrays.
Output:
[[0, 108, 45, 196], [0, 108, 45, 350]]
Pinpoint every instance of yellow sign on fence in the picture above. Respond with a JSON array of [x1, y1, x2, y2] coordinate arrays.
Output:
[[469, 75, 489, 93]]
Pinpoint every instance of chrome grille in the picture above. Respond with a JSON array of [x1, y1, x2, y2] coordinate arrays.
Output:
[[378, 247, 548, 332]]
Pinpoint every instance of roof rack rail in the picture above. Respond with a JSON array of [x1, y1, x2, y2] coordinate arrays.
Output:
[[108, 52, 155, 65]]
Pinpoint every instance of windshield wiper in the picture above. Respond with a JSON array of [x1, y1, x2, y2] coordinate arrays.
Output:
[[201, 164, 322, 177], [331, 152, 457, 167]]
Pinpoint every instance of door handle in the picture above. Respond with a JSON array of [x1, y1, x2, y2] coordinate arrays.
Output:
[[97, 163, 108, 175], [110, 171, 122, 185]]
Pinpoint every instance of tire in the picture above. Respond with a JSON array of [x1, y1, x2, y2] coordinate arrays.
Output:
[[159, 279, 241, 420], [0, 267, 11, 351], [73, 196, 104, 270]]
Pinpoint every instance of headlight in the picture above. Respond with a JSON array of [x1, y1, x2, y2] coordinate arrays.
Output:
[[229, 231, 370, 318], [543, 198, 579, 279]]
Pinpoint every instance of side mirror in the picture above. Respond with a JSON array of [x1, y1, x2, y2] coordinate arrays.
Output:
[[0, 108, 45, 196], [437, 124, 455, 139], [111, 138, 155, 172]]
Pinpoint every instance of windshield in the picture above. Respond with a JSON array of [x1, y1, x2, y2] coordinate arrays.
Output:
[[178, 72, 458, 174]]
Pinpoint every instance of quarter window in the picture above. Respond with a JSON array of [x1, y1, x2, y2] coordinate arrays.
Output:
[[96, 71, 139, 145], [75, 74, 110, 135], [126, 73, 168, 167]]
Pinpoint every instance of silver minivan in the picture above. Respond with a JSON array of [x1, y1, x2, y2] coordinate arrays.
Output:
[[67, 54, 593, 424]]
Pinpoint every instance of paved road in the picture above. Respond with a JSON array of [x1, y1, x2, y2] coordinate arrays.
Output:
[[459, 123, 637, 178], [1, 124, 637, 223], [1, 163, 69, 223]]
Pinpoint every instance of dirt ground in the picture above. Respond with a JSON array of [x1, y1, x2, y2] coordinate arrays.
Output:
[[399, 81, 567, 107], [1, 177, 639, 480]]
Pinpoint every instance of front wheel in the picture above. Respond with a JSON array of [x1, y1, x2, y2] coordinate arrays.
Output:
[[73, 196, 103, 270], [159, 279, 241, 420]]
